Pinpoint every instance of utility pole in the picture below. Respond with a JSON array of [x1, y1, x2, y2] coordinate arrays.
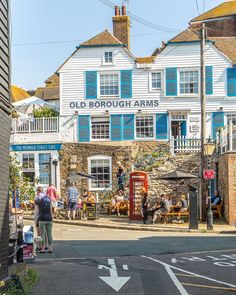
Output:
[[200, 23, 206, 221]]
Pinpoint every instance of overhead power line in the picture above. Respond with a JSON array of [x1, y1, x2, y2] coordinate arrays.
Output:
[[97, 0, 180, 33], [195, 0, 200, 14], [12, 31, 174, 47]]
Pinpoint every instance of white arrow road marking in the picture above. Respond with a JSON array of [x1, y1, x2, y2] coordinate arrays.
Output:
[[142, 255, 236, 289], [98, 259, 130, 292], [99, 276, 130, 292], [171, 258, 185, 264]]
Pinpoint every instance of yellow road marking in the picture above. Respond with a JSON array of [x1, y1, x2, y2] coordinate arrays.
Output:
[[182, 283, 236, 292], [174, 273, 196, 278]]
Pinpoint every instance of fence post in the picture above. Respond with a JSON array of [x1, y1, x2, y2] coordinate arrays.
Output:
[[229, 120, 233, 151], [42, 117, 45, 133], [170, 136, 175, 155]]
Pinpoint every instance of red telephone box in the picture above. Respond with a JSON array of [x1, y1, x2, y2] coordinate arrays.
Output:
[[129, 171, 148, 220]]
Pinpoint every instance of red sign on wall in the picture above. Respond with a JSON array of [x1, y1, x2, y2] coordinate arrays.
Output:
[[203, 169, 215, 180]]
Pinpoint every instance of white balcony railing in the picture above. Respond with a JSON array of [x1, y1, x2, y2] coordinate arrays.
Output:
[[170, 136, 201, 154], [216, 121, 236, 154], [12, 117, 59, 134]]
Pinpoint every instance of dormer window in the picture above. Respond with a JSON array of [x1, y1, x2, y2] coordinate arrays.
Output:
[[104, 51, 113, 64]]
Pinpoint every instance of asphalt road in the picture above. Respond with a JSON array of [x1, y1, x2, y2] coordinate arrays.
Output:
[[27, 222, 236, 295]]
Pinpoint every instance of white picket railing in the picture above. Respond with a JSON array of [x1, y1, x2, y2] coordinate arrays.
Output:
[[170, 136, 201, 154], [216, 121, 236, 154], [12, 117, 59, 134]]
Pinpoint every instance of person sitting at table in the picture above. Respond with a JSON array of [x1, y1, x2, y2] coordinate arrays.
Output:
[[86, 191, 96, 203], [211, 191, 221, 205], [114, 190, 124, 216], [152, 194, 170, 224], [173, 194, 188, 223]]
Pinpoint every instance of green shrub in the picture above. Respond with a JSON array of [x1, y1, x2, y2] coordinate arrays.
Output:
[[33, 107, 59, 118]]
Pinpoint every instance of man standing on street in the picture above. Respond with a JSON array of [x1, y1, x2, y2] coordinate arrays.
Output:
[[46, 183, 59, 219], [67, 183, 79, 220]]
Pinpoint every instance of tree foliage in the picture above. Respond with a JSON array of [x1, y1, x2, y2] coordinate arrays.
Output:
[[9, 154, 36, 202], [33, 107, 59, 118]]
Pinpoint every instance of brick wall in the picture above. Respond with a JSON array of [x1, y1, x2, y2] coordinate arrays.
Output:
[[218, 152, 236, 225], [191, 16, 236, 37], [112, 15, 130, 49]]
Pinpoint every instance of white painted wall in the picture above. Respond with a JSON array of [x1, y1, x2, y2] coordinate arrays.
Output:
[[59, 42, 234, 117]]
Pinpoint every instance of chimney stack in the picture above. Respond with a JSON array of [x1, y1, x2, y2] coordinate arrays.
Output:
[[114, 6, 120, 16], [122, 5, 126, 15], [112, 5, 131, 50]]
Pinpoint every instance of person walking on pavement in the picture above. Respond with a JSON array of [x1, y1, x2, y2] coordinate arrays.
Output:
[[35, 193, 53, 253], [141, 187, 148, 224], [67, 183, 79, 220], [116, 161, 125, 192], [34, 186, 47, 251], [46, 183, 59, 219]]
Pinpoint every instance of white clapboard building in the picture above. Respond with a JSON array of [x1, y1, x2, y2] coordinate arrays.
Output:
[[58, 5, 236, 145], [10, 1, 236, 192]]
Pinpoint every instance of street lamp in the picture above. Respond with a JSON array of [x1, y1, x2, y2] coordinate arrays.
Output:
[[203, 138, 216, 230]]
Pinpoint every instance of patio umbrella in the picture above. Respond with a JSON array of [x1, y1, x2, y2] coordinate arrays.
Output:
[[158, 170, 198, 197], [13, 96, 59, 113], [77, 172, 97, 180]]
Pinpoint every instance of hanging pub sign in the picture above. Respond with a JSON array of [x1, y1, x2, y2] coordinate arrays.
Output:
[[69, 99, 159, 110], [203, 169, 215, 180]]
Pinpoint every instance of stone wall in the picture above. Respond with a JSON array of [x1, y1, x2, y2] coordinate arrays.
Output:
[[59, 142, 200, 202], [218, 152, 236, 225]]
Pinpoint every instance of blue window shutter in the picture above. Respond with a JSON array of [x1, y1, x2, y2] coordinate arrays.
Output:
[[111, 115, 123, 141], [181, 121, 187, 137], [156, 113, 168, 140], [166, 68, 177, 96], [227, 68, 236, 97], [121, 70, 132, 98], [78, 115, 90, 142], [212, 112, 224, 138], [205, 66, 213, 95], [123, 114, 134, 140], [85, 71, 97, 99]]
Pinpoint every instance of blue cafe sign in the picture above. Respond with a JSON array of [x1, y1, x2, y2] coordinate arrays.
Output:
[[10, 144, 62, 152]]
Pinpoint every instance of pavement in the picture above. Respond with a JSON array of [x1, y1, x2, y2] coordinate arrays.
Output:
[[23, 211, 236, 234], [23, 221, 236, 295]]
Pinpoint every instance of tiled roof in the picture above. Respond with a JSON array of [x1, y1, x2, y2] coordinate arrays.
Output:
[[191, 0, 236, 22], [169, 29, 199, 43], [168, 28, 236, 64], [80, 30, 123, 47], [212, 37, 236, 64], [35, 87, 59, 101], [11, 85, 30, 102], [45, 74, 59, 87], [136, 56, 155, 63]]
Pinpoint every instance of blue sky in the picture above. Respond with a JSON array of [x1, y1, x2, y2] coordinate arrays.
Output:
[[11, 0, 223, 90]]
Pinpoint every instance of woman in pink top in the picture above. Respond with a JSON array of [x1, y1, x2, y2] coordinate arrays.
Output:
[[46, 184, 59, 218]]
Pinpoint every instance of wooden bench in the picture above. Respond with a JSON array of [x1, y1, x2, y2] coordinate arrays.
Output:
[[211, 204, 223, 218], [163, 212, 189, 224]]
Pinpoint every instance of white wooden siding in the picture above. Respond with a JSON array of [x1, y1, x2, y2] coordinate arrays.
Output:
[[59, 42, 235, 117]]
